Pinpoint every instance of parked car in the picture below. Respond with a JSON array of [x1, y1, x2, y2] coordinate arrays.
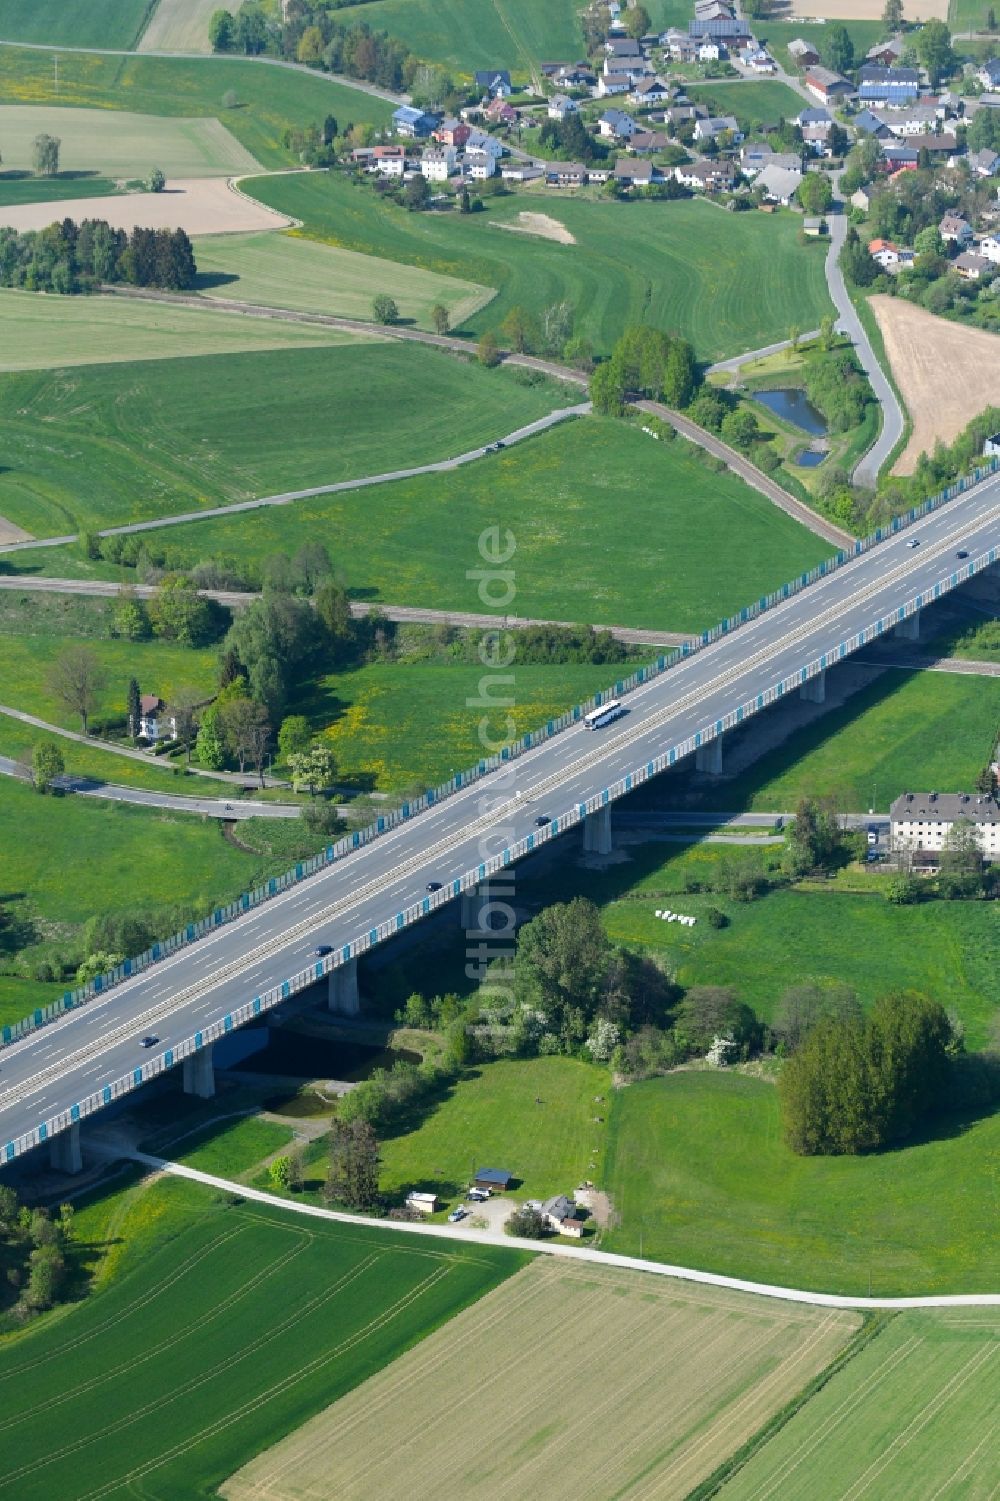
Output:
[[447, 1206, 466, 1223], [468, 1187, 491, 1202]]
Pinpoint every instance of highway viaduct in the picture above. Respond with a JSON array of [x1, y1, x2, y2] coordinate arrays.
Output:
[[1, 474, 998, 1174]]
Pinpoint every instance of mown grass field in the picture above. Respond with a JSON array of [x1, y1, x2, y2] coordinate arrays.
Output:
[[10, 417, 832, 631], [604, 1071, 1000, 1296], [222, 1258, 860, 1501], [761, 19, 884, 71], [685, 80, 809, 127], [377, 1057, 611, 1203], [0, 0, 155, 48], [0, 341, 566, 536], [0, 288, 368, 383], [309, 660, 644, 792], [352, 0, 582, 77], [173, 1115, 296, 1178], [194, 230, 495, 329], [695, 669, 1000, 815], [0, 46, 393, 168], [524, 837, 1000, 1048], [0, 1173, 520, 1501], [0, 103, 262, 178], [719, 1309, 1000, 1500], [140, 0, 221, 52], [243, 173, 833, 360]]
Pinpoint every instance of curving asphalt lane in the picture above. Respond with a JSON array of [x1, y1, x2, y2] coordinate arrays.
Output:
[[0, 476, 997, 1154]]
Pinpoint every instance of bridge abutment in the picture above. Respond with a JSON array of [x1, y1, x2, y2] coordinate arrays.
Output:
[[583, 806, 613, 855], [49, 1122, 82, 1175], [182, 1042, 216, 1099], [695, 738, 723, 776], [800, 669, 826, 704], [327, 958, 360, 1015], [896, 609, 920, 641]]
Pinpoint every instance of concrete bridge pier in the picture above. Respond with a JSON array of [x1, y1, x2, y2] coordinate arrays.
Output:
[[583, 806, 613, 855], [327, 958, 360, 1015], [695, 738, 723, 776], [49, 1122, 82, 1175], [460, 882, 488, 931], [896, 609, 921, 641], [182, 1042, 216, 1099], [800, 669, 826, 704]]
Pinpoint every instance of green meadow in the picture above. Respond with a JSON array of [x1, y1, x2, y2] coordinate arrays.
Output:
[[0, 0, 155, 48], [354, 0, 582, 77], [243, 173, 833, 360], [0, 103, 262, 178]]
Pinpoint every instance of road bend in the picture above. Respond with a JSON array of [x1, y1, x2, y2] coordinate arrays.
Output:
[[0, 480, 997, 1149]]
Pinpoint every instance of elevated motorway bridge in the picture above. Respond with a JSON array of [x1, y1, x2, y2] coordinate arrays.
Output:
[[1, 475, 998, 1171]]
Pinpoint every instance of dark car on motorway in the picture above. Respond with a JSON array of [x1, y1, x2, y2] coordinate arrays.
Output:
[[427, 880, 443, 892], [140, 1035, 159, 1049], [314, 944, 332, 957]]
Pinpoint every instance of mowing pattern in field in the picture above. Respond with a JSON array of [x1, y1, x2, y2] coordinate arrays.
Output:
[[0, 0, 154, 48], [140, 0, 220, 51], [354, 0, 582, 76], [0, 287, 369, 376], [604, 1072, 1000, 1297], [0, 104, 262, 180], [0, 341, 564, 535], [719, 1310, 1000, 1500], [193, 231, 496, 329], [222, 1257, 859, 1501], [243, 173, 833, 360], [0, 1187, 518, 1500]]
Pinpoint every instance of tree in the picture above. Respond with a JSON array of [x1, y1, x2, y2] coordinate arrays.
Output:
[[288, 742, 336, 796], [219, 695, 261, 774], [325, 1118, 381, 1210], [500, 305, 538, 354], [818, 313, 836, 351], [403, 173, 430, 211], [784, 796, 842, 876], [773, 982, 861, 1052], [127, 677, 142, 739], [147, 575, 212, 647], [823, 24, 854, 75], [48, 646, 106, 734], [113, 587, 147, 641], [720, 407, 760, 451], [372, 293, 399, 324], [514, 898, 613, 1048], [297, 24, 324, 64], [209, 8, 234, 50], [430, 302, 450, 336], [589, 359, 625, 415], [477, 329, 501, 367], [322, 115, 339, 146], [798, 171, 833, 215], [166, 687, 202, 765], [506, 1205, 547, 1238], [146, 167, 166, 193], [882, 0, 903, 32], [76, 949, 124, 986], [31, 740, 64, 794], [195, 707, 225, 770], [673, 986, 761, 1057], [25, 1243, 66, 1311], [314, 579, 355, 662], [277, 714, 312, 763], [32, 134, 60, 177], [661, 339, 696, 408], [915, 19, 955, 87], [269, 1156, 293, 1190]]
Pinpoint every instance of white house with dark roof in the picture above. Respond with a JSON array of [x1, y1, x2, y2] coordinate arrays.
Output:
[[420, 145, 455, 181], [138, 694, 176, 743], [939, 212, 973, 245], [890, 792, 1000, 858], [599, 107, 637, 139], [547, 93, 578, 120], [474, 69, 512, 97]]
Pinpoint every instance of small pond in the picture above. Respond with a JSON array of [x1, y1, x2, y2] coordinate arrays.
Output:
[[797, 448, 826, 468], [753, 387, 828, 437]]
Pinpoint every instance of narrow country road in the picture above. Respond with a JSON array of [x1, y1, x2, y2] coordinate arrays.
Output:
[[707, 331, 820, 374], [825, 196, 906, 489], [0, 755, 302, 816], [0, 578, 692, 648], [104, 1148, 1000, 1310]]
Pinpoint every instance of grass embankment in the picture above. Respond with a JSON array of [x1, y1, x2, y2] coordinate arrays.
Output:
[[0, 0, 154, 47], [0, 287, 368, 381], [0, 342, 566, 536], [193, 230, 495, 330], [0, 1172, 521, 1500], [242, 172, 834, 360], [6, 418, 834, 633], [0, 46, 393, 168], [604, 1070, 1000, 1297]]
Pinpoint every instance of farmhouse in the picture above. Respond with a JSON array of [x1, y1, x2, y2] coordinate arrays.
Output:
[[138, 694, 176, 743], [688, 17, 750, 39], [788, 38, 820, 67], [866, 35, 905, 67], [890, 792, 1000, 858], [858, 66, 920, 107], [884, 105, 946, 137], [804, 67, 854, 105], [540, 1195, 587, 1237]]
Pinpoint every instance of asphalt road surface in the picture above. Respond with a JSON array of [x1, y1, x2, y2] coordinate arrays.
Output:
[[0, 481, 996, 1155]]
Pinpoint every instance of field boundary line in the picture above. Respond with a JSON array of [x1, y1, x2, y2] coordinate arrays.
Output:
[[123, 1153, 1000, 1309]]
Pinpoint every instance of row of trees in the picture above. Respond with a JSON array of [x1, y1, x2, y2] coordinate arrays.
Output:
[[0, 1189, 74, 1321], [0, 219, 196, 296]]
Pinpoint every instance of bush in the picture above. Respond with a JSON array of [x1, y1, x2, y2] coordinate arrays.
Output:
[[705, 906, 728, 929], [506, 1205, 547, 1238]]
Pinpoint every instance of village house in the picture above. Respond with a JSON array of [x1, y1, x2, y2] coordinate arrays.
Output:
[[851, 185, 872, 211], [545, 160, 588, 187], [392, 105, 436, 138], [804, 66, 855, 105], [599, 107, 637, 139], [596, 71, 632, 97], [906, 131, 957, 158], [693, 113, 742, 143], [954, 251, 992, 279], [661, 28, 696, 62], [884, 104, 947, 137], [434, 117, 471, 149], [858, 65, 920, 107], [484, 96, 517, 128], [465, 129, 503, 159], [630, 129, 669, 153], [463, 148, 496, 179], [698, 39, 726, 61], [547, 93, 578, 120], [868, 237, 911, 269], [474, 69, 512, 97], [630, 75, 671, 106], [977, 58, 1000, 91], [866, 34, 905, 67], [741, 45, 777, 74], [978, 233, 1000, 261], [674, 156, 737, 191], [688, 16, 750, 39], [372, 144, 406, 176], [890, 791, 1000, 859], [853, 108, 892, 139], [539, 1195, 586, 1238], [420, 145, 455, 181], [969, 147, 1000, 177], [755, 161, 803, 204], [939, 211, 974, 246], [500, 161, 543, 182], [614, 157, 658, 188], [138, 695, 176, 743]]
